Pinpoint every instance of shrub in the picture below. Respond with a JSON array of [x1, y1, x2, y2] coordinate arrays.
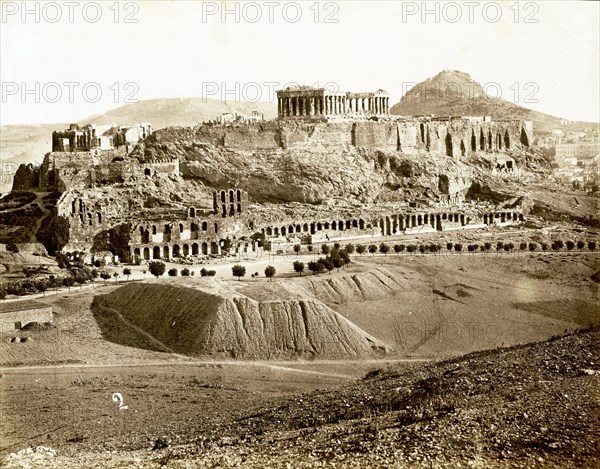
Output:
[[168, 268, 178, 277], [394, 244, 405, 255], [528, 242, 537, 252], [446, 242, 454, 251], [148, 261, 166, 277], [379, 243, 390, 255], [6, 243, 19, 253], [200, 268, 208, 277], [588, 241, 597, 252], [419, 244, 426, 255], [63, 276, 75, 290], [293, 244, 301, 254], [181, 268, 190, 276], [406, 245, 416, 255], [293, 261, 305, 276], [565, 240, 575, 251], [321, 244, 330, 255], [454, 243, 463, 254], [307, 245, 314, 253], [356, 244, 366, 255], [265, 265, 276, 280], [484, 242, 492, 252], [232, 264, 246, 280], [207, 270, 217, 277], [519, 242, 527, 252], [577, 240, 585, 251], [368, 245, 378, 255], [345, 243, 355, 254], [540, 242, 549, 251], [552, 240, 564, 251], [496, 241, 504, 253]]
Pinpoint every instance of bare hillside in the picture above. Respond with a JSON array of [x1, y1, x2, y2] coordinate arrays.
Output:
[[92, 279, 389, 359]]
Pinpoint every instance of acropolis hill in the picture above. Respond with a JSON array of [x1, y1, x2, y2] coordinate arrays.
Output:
[[7, 81, 550, 261]]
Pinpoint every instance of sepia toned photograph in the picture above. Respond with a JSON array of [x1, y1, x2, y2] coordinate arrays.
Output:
[[0, 1, 598, 467]]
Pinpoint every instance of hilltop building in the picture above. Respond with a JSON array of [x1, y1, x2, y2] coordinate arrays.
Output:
[[276, 86, 390, 118], [52, 123, 152, 153]]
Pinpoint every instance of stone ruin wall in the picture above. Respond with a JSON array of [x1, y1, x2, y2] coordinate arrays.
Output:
[[181, 118, 531, 155]]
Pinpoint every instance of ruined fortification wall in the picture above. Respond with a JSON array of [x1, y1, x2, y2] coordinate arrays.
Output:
[[352, 122, 398, 151], [11, 163, 40, 191]]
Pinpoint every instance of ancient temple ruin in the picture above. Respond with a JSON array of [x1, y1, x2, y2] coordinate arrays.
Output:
[[277, 86, 390, 118]]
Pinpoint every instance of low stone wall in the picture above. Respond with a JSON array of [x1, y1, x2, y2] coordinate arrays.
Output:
[[0, 301, 53, 331]]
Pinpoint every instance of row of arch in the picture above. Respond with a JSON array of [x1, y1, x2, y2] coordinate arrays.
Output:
[[134, 241, 220, 260], [262, 219, 368, 237], [260, 211, 524, 239], [138, 221, 219, 243]]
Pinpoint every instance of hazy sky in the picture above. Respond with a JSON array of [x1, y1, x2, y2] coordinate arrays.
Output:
[[1, 0, 599, 125]]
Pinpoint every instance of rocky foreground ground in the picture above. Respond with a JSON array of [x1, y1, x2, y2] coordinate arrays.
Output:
[[4, 325, 599, 468]]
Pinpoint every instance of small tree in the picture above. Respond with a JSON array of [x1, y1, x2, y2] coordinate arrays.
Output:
[[321, 244, 330, 255], [356, 244, 366, 256], [565, 240, 575, 251], [293, 244, 301, 254], [123, 268, 131, 281], [307, 245, 314, 253], [394, 244, 405, 256], [345, 243, 355, 255], [200, 268, 208, 277], [446, 242, 454, 252], [379, 243, 390, 256], [419, 244, 426, 255], [168, 268, 178, 277], [181, 268, 191, 276], [321, 257, 335, 274], [331, 255, 344, 272], [454, 243, 463, 255], [496, 241, 504, 255], [484, 242, 492, 254], [406, 245, 416, 255], [308, 260, 321, 275], [232, 264, 246, 281], [576, 240, 585, 252], [368, 245, 378, 256], [113, 272, 119, 283], [588, 240, 597, 252], [429, 244, 439, 256], [552, 240, 564, 251], [100, 271, 111, 285], [148, 261, 166, 278], [207, 270, 217, 277], [519, 242, 528, 254], [264, 265, 276, 281], [541, 242, 549, 252], [293, 261, 305, 276], [467, 244, 478, 255], [528, 242, 537, 252]]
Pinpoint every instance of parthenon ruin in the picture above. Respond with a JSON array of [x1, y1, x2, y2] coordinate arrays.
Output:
[[277, 86, 390, 118]]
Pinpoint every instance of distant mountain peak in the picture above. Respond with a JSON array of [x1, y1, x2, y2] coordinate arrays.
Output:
[[390, 70, 563, 133]]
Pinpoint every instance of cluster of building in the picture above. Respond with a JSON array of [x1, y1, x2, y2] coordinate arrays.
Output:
[[52, 123, 152, 153]]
